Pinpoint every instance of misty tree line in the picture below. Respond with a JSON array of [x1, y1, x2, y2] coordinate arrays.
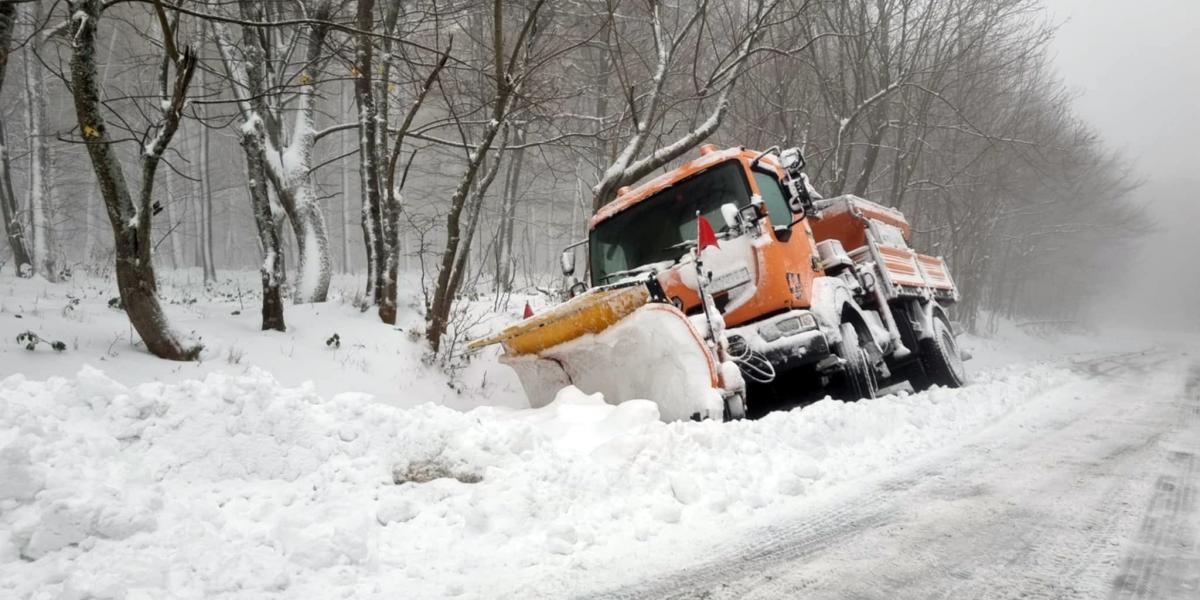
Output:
[[0, 0, 1145, 362]]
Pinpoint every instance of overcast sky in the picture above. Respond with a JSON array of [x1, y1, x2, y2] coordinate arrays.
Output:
[[1046, 0, 1200, 326], [1048, 0, 1199, 179]]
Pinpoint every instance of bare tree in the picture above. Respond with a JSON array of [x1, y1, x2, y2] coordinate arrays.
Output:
[[15, 1, 57, 280], [209, 0, 336, 304], [66, 0, 202, 360], [590, 0, 783, 210], [355, 0, 386, 306], [377, 43, 450, 324], [209, 0, 297, 330], [425, 0, 546, 355]]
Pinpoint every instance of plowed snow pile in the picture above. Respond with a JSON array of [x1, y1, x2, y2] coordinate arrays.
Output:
[[1, 364, 1071, 599]]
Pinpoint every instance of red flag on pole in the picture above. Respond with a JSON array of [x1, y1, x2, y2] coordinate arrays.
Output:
[[697, 215, 720, 251], [523, 301, 535, 319]]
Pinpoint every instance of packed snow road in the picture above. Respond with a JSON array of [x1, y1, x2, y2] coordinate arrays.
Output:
[[591, 349, 1200, 599]]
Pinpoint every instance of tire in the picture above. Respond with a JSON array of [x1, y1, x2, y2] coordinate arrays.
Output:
[[837, 323, 878, 401], [920, 316, 967, 388], [891, 305, 932, 391]]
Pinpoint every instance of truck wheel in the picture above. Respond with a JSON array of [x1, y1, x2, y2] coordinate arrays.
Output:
[[838, 323, 877, 401], [921, 317, 967, 388]]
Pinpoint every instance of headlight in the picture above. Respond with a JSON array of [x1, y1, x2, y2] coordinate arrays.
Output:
[[757, 323, 781, 342], [776, 313, 817, 334], [759, 313, 816, 342]]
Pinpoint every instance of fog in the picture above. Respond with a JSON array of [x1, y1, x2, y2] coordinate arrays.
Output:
[[1048, 0, 1200, 329]]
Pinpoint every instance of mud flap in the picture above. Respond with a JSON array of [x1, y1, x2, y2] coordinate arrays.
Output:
[[500, 303, 727, 422]]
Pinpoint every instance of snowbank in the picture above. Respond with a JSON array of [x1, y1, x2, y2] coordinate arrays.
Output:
[[1, 361, 1072, 599]]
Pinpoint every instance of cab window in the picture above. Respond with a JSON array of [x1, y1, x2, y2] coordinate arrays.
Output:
[[752, 170, 793, 228]]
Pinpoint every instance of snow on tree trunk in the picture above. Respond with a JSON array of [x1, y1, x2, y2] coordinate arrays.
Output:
[[355, 0, 386, 311], [22, 12, 57, 282], [0, 119, 32, 277], [264, 104, 331, 304], [274, 183, 331, 304], [240, 117, 286, 331], [211, 13, 287, 327], [259, 15, 333, 305], [339, 87, 353, 274]]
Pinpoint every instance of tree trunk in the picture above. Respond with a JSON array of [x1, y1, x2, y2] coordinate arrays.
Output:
[[378, 38, 452, 326], [163, 168, 184, 268], [426, 115, 509, 353], [68, 0, 201, 360], [354, 0, 386, 307], [263, 13, 333, 304], [213, 3, 299, 315], [22, 23, 56, 281], [340, 86, 353, 274], [83, 25, 120, 264], [445, 144, 507, 323], [0, 120, 32, 276], [196, 70, 217, 284], [271, 181, 332, 303], [494, 127, 526, 294], [377, 184, 401, 324], [240, 123, 286, 331]]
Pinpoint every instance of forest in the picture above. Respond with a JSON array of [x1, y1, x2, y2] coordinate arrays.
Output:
[[0, 0, 1147, 365]]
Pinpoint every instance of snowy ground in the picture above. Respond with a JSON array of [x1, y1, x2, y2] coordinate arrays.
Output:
[[0, 270, 530, 412], [0, 271, 1191, 599]]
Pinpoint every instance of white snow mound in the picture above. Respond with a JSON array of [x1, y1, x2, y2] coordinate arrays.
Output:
[[1, 363, 1069, 598]]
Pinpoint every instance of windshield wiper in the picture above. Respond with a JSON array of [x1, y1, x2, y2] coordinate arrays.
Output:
[[663, 239, 697, 252], [600, 263, 660, 283]]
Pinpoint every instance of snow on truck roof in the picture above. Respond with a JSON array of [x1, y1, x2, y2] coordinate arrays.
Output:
[[817, 195, 908, 223], [817, 194, 911, 235], [589, 146, 783, 230]]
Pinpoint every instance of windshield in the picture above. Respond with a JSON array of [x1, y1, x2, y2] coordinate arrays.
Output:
[[590, 161, 752, 284]]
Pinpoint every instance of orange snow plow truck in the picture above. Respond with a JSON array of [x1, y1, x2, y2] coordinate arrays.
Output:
[[469, 145, 967, 421]]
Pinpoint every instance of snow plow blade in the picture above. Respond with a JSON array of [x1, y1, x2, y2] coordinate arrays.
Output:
[[468, 283, 734, 422]]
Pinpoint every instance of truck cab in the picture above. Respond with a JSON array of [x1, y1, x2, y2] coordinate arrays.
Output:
[[588, 145, 823, 326]]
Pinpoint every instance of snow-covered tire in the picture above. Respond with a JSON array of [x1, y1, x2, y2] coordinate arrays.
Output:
[[920, 316, 967, 388], [837, 323, 877, 401]]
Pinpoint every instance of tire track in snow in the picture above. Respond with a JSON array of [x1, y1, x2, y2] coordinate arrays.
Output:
[[575, 487, 899, 600], [582, 350, 1189, 600], [1108, 363, 1200, 600]]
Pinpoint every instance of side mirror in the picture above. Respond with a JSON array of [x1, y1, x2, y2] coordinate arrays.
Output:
[[780, 147, 806, 173], [787, 175, 813, 215], [560, 249, 576, 277], [720, 203, 741, 230]]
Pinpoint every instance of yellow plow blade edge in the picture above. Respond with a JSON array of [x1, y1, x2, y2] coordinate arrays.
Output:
[[467, 285, 652, 356]]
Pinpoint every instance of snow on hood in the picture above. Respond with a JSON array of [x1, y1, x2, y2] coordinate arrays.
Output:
[[0, 363, 1070, 598]]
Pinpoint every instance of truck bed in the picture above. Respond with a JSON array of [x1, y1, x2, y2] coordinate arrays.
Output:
[[811, 195, 958, 303]]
